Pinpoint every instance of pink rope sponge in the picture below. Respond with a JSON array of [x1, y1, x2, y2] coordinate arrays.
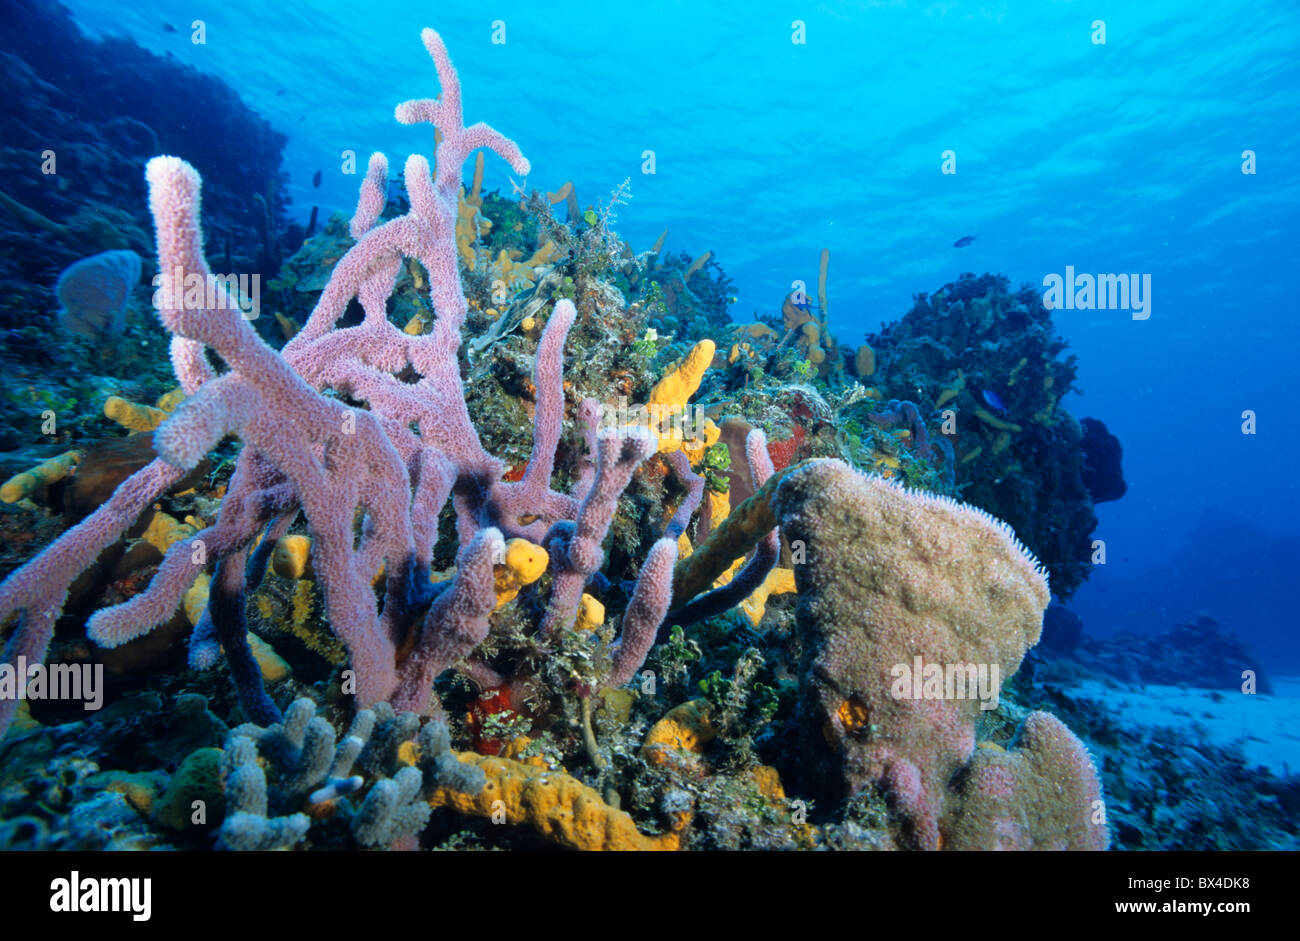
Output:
[[0, 28, 684, 733]]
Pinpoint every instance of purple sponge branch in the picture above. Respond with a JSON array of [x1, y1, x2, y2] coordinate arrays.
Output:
[[205, 548, 281, 726], [137, 32, 586, 714], [869, 399, 932, 459], [87, 524, 217, 649], [394, 29, 531, 198], [572, 396, 603, 502], [665, 449, 704, 541], [598, 433, 707, 687], [191, 478, 298, 672], [540, 427, 657, 636], [0, 458, 186, 734], [350, 152, 390, 239], [0, 27, 685, 736], [513, 301, 576, 517], [604, 537, 677, 688], [390, 527, 505, 716], [146, 155, 440, 711], [452, 300, 581, 544]]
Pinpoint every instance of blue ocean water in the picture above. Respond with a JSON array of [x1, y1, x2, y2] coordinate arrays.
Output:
[[53, 0, 1300, 660]]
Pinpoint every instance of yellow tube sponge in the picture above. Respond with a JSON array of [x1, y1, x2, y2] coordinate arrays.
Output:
[[104, 387, 186, 433], [649, 339, 715, 409], [521, 240, 559, 269], [0, 450, 82, 503], [427, 753, 684, 850], [456, 152, 491, 270], [183, 573, 211, 627], [933, 370, 966, 408], [641, 699, 718, 768], [974, 409, 1022, 433], [649, 339, 717, 454], [684, 251, 711, 280], [104, 396, 169, 433], [678, 417, 720, 464], [248, 633, 291, 683], [706, 488, 730, 533], [274, 311, 302, 341], [649, 228, 668, 259], [739, 565, 797, 626], [155, 387, 187, 413], [271, 534, 314, 579], [493, 537, 548, 607], [141, 510, 198, 555], [735, 322, 778, 343], [572, 593, 605, 633], [748, 764, 817, 848], [817, 247, 829, 317], [855, 344, 876, 378]]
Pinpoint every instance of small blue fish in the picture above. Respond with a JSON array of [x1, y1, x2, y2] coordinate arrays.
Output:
[[953, 234, 977, 248], [982, 389, 1008, 414]]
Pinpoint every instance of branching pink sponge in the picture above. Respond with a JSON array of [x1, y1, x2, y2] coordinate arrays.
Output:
[[0, 28, 676, 735]]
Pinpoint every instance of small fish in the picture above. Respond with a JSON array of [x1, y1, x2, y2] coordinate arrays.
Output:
[[312, 169, 322, 188], [276, 89, 286, 97], [161, 23, 177, 33], [953, 234, 977, 248], [982, 389, 1008, 414]]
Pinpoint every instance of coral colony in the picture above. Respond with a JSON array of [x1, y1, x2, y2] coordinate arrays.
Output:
[[1, 28, 680, 730], [0, 27, 1108, 850]]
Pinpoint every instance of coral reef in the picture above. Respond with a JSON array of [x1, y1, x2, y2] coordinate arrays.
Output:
[[863, 272, 1105, 596], [1040, 612, 1272, 694], [0, 0, 288, 325], [0, 28, 685, 736], [0, 23, 1131, 855]]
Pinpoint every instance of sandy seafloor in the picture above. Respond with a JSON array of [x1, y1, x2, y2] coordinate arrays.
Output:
[[1071, 676, 1300, 776]]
